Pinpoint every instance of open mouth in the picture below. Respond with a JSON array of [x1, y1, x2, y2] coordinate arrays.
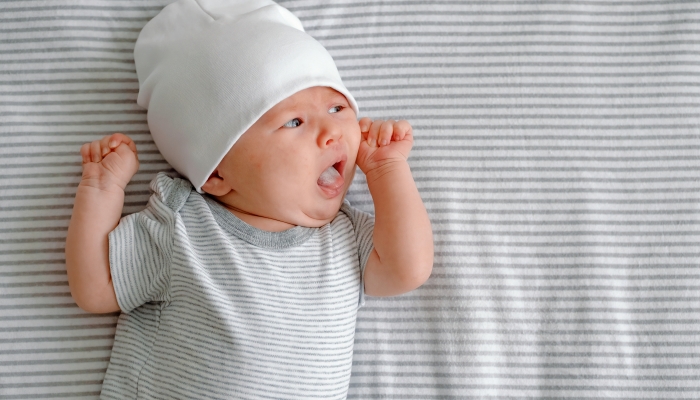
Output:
[[317, 154, 347, 196], [332, 159, 345, 176]]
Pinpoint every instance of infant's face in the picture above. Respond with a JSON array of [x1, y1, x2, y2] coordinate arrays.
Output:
[[203, 86, 361, 228]]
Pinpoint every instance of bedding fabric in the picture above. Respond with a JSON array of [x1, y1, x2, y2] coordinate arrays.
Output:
[[1, 0, 699, 398]]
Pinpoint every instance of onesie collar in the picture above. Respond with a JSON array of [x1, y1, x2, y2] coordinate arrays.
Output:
[[202, 195, 316, 249]]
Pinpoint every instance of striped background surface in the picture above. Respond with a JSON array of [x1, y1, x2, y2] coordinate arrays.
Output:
[[1, 0, 699, 398]]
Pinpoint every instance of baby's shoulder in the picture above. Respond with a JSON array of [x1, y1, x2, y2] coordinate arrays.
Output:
[[148, 171, 194, 213], [335, 199, 375, 229], [336, 199, 356, 224]]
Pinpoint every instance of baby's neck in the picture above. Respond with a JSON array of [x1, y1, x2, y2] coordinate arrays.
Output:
[[218, 202, 296, 232]]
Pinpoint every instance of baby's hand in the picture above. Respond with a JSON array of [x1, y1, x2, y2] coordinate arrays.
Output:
[[79, 133, 139, 191], [356, 117, 414, 175]]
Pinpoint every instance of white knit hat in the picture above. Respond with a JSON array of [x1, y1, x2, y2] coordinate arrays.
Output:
[[134, 0, 359, 193]]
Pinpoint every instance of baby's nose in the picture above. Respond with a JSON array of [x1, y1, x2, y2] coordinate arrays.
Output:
[[318, 122, 342, 147]]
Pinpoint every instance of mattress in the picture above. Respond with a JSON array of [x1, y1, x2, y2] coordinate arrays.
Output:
[[1, 0, 699, 398]]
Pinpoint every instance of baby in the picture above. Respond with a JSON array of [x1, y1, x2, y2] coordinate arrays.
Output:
[[64, 0, 432, 399]]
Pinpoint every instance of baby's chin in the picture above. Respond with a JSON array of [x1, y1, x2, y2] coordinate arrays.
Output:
[[293, 198, 346, 227]]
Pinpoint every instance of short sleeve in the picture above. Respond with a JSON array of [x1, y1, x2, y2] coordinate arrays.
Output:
[[108, 172, 192, 313], [339, 199, 375, 307]]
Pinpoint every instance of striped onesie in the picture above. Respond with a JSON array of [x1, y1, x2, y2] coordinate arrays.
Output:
[[100, 172, 375, 399]]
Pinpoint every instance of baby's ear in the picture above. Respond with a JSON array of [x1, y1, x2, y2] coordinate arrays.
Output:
[[200, 170, 231, 196]]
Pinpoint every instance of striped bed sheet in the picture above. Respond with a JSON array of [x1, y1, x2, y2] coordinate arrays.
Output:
[[1, 0, 699, 398]]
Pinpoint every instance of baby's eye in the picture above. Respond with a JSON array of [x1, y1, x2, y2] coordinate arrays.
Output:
[[328, 105, 344, 114], [283, 118, 302, 128]]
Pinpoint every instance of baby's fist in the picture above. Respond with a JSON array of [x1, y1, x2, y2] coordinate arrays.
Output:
[[359, 118, 412, 148], [356, 117, 413, 174], [80, 133, 139, 191]]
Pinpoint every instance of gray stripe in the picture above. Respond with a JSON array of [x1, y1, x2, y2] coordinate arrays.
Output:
[[0, 393, 101, 400], [0, 88, 138, 94], [0, 5, 163, 12], [411, 177, 700, 182], [0, 369, 106, 377], [345, 384, 700, 392], [436, 217, 700, 226], [353, 328, 700, 336], [0, 99, 137, 105], [360, 308, 700, 315], [351, 351, 700, 359], [0, 78, 137, 85], [350, 360, 700, 368], [288, 1, 700, 11], [1, 381, 104, 389], [458, 225, 700, 235], [353, 340, 700, 348], [0, 67, 135, 75], [329, 41, 700, 50], [406, 132, 700, 140], [0, 16, 150, 23], [0, 57, 135, 64], [319, 30, 700, 40], [0, 26, 141, 33], [406, 156, 700, 161], [409, 124, 700, 129], [0, 47, 135, 54], [428, 274, 700, 281], [425, 220, 700, 226], [338, 61, 700, 69], [0, 130, 150, 138], [411, 167, 700, 173], [0, 110, 145, 116], [0, 357, 110, 365], [418, 282, 700, 290], [370, 114, 700, 120], [300, 9, 700, 18], [389, 209, 698, 215], [333, 50, 700, 59], [0, 36, 137, 44], [372, 294, 700, 300], [346, 394, 700, 400], [355, 93, 700, 99], [345, 395, 700, 400], [311, 19, 700, 29], [0, 271, 67, 276], [344, 72, 700, 79], [0, 346, 112, 354], [0, 325, 115, 332]]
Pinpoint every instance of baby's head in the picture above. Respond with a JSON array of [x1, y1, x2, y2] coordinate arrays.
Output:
[[134, 0, 360, 227], [200, 86, 361, 227]]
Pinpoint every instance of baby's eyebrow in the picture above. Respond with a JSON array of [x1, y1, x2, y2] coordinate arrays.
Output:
[[331, 95, 349, 105]]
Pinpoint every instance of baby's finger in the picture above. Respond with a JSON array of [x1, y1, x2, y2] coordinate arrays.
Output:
[[393, 120, 412, 141], [90, 140, 102, 163], [358, 117, 372, 133], [378, 119, 395, 147], [108, 133, 138, 155], [80, 143, 90, 164], [366, 120, 383, 148], [99, 135, 113, 157]]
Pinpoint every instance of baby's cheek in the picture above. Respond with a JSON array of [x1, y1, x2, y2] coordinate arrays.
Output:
[[278, 153, 314, 182], [347, 126, 362, 151], [249, 160, 264, 173]]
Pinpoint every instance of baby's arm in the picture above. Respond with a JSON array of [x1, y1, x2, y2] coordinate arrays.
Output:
[[65, 133, 139, 313], [356, 118, 433, 297]]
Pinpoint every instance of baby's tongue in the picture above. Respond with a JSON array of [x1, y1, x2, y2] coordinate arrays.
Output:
[[317, 165, 343, 189]]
